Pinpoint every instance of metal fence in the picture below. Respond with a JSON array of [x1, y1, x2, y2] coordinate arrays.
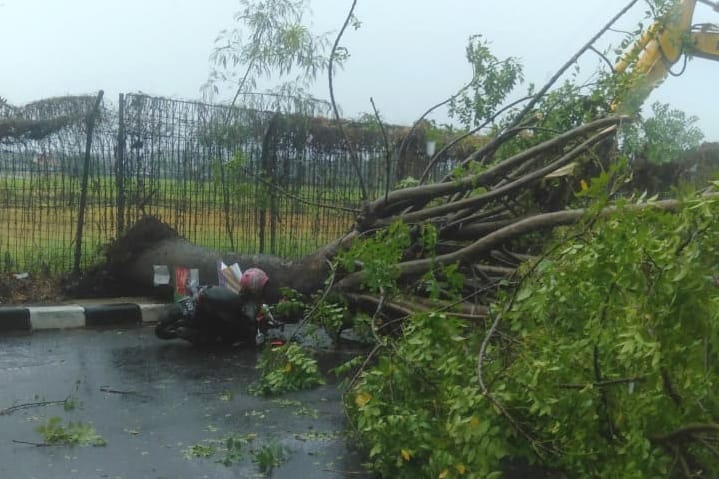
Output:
[[0, 92, 450, 274]]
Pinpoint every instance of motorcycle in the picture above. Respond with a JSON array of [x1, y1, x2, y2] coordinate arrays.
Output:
[[154, 282, 285, 347]]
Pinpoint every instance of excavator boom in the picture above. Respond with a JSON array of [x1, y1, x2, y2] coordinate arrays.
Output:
[[614, 0, 719, 112]]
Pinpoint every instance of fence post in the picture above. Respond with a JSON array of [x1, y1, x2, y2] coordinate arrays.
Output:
[[269, 144, 278, 255], [116, 93, 126, 236], [219, 149, 236, 252], [73, 90, 104, 275], [258, 114, 280, 254]]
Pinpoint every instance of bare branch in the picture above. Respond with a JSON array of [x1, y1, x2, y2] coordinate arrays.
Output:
[[369, 97, 393, 203], [588, 45, 615, 71], [419, 94, 535, 184], [454, 0, 641, 169], [651, 423, 719, 443], [0, 400, 66, 416], [397, 76, 481, 168], [328, 0, 368, 201], [558, 376, 645, 389]]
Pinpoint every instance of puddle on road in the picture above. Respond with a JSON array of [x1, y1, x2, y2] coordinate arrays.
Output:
[[0, 327, 375, 479]]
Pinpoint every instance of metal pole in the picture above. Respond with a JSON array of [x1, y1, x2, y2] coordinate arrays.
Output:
[[116, 93, 126, 236], [73, 90, 104, 275]]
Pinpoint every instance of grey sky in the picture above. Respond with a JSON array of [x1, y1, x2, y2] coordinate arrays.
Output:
[[1, 0, 717, 139]]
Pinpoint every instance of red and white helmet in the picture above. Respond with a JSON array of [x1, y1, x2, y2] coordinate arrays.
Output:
[[239, 268, 269, 294]]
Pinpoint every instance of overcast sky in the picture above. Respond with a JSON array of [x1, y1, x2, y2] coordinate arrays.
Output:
[[1, 0, 718, 139]]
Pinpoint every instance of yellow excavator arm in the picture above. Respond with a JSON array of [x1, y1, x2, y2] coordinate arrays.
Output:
[[613, 0, 719, 113]]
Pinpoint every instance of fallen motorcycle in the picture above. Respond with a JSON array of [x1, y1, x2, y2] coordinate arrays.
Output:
[[154, 282, 285, 347]]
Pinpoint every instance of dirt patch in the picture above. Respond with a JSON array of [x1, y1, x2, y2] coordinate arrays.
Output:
[[0, 273, 65, 305]]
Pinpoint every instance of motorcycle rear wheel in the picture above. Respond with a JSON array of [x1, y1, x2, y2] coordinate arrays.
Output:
[[154, 303, 184, 339]]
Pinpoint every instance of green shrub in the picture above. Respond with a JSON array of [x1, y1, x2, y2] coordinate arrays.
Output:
[[347, 193, 719, 478], [252, 343, 325, 396]]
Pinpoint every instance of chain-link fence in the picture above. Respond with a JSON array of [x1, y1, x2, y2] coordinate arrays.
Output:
[[0, 92, 453, 274]]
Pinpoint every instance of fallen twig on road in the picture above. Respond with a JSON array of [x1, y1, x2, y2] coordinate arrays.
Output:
[[0, 400, 66, 416], [11, 439, 51, 447], [99, 387, 152, 399]]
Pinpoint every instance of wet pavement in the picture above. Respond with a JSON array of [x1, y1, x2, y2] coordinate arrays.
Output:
[[0, 326, 375, 479]]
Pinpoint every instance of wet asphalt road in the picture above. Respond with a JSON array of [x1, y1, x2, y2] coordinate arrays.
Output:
[[0, 326, 375, 479]]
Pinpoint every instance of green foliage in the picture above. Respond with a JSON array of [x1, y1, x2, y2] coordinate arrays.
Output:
[[348, 313, 507, 479], [210, 153, 254, 195], [331, 354, 365, 380], [252, 343, 324, 396], [272, 287, 349, 339], [621, 101, 704, 164], [3, 251, 15, 271], [226, 150, 249, 174], [448, 34, 524, 129], [251, 440, 289, 474], [493, 77, 612, 161], [185, 434, 288, 474], [422, 261, 464, 301], [36, 416, 106, 447], [184, 432, 258, 466], [220, 433, 257, 466], [500, 194, 719, 477], [313, 300, 348, 339], [184, 443, 218, 459], [394, 176, 420, 189], [204, 0, 338, 114], [337, 220, 412, 294], [347, 192, 719, 478], [271, 287, 309, 320], [63, 395, 79, 411], [349, 313, 375, 344], [417, 223, 465, 301]]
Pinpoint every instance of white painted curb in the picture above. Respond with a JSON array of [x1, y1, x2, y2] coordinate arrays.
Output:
[[28, 305, 86, 330], [0, 301, 170, 333], [139, 304, 167, 324]]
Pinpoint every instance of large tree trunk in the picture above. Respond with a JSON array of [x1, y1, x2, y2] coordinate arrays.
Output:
[[71, 216, 341, 303]]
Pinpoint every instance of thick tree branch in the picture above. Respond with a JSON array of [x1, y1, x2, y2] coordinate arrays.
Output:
[[419, 94, 535, 184], [336, 198, 684, 290], [374, 125, 617, 227], [368, 116, 627, 217]]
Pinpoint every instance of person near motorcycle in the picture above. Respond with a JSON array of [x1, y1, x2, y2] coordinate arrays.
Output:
[[155, 266, 272, 346], [238, 267, 273, 342], [239, 267, 270, 298]]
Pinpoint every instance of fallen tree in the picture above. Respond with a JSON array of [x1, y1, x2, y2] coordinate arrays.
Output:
[[71, 0, 636, 311], [67, 1, 719, 476], [73, 115, 627, 307]]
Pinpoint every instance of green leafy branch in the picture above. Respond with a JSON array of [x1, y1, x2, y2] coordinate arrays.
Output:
[[33, 416, 106, 447]]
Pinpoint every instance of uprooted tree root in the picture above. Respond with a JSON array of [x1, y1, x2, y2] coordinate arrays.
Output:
[[66, 216, 180, 299]]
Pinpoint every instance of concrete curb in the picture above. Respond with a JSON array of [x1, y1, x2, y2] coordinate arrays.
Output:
[[0, 302, 167, 334]]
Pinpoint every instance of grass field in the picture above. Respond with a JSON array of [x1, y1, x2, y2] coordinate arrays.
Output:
[[0, 173, 356, 273]]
